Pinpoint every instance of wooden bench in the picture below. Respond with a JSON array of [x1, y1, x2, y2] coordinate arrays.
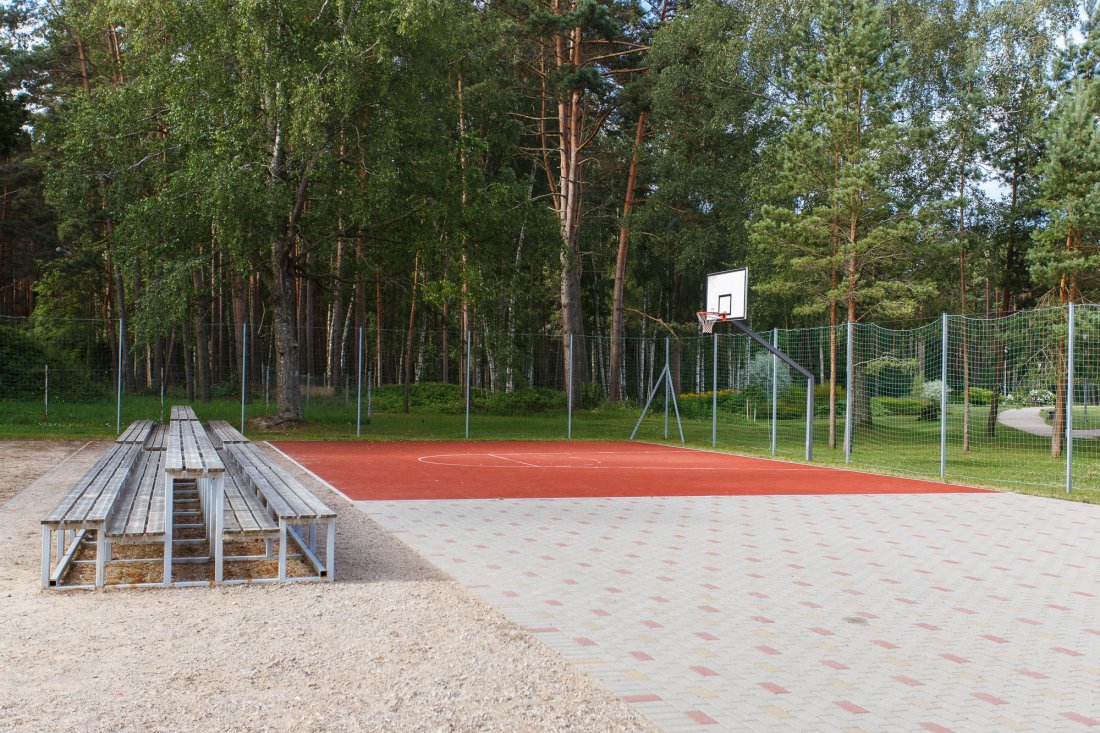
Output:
[[207, 419, 248, 449], [223, 442, 336, 581], [145, 423, 169, 451], [106, 450, 166, 542], [223, 471, 279, 539], [116, 419, 154, 445], [41, 442, 142, 588], [170, 405, 199, 422]]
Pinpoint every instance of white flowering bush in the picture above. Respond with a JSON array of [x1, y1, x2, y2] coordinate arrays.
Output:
[[1026, 388, 1055, 406], [917, 379, 948, 402]]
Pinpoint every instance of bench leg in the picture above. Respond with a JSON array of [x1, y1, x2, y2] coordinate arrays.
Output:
[[265, 539, 273, 559], [95, 529, 106, 588], [57, 529, 64, 561], [163, 473, 174, 586], [214, 474, 225, 584], [326, 519, 336, 582], [41, 527, 51, 589], [278, 519, 287, 581]]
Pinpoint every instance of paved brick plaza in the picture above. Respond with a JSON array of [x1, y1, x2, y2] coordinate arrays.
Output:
[[359, 491, 1100, 732]]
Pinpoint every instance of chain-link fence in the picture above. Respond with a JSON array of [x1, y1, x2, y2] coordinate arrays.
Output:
[[1, 307, 1096, 494]]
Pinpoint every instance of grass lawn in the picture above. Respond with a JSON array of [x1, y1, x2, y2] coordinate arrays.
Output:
[[2, 394, 1096, 504]]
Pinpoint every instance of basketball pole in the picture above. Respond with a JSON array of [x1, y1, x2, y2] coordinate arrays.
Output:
[[717, 318, 814, 462], [771, 328, 778, 456]]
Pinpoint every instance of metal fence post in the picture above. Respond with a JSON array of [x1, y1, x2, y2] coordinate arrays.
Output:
[[844, 321, 853, 464], [567, 333, 573, 440], [940, 313, 948, 479], [711, 333, 718, 448], [805, 375, 814, 462], [160, 367, 165, 423], [356, 327, 363, 438], [367, 371, 372, 423], [240, 322, 247, 435], [464, 330, 471, 439], [771, 328, 778, 455], [116, 317, 123, 435], [1066, 302, 1075, 493], [44, 364, 48, 422]]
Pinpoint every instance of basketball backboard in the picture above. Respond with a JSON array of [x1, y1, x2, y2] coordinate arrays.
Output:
[[703, 267, 748, 321]]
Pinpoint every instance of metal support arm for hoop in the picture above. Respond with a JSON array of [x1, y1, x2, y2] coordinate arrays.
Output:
[[701, 314, 815, 462]]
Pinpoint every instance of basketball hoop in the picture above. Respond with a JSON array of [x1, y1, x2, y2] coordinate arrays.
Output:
[[696, 311, 727, 334]]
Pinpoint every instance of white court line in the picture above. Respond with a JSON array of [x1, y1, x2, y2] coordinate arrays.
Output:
[[416, 453, 818, 470], [488, 453, 540, 467], [264, 441, 355, 505]]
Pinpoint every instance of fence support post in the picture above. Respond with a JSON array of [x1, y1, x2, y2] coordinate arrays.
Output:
[[116, 317, 123, 435], [240, 323, 247, 435], [663, 337, 670, 440], [805, 375, 814, 462], [44, 364, 49, 422], [844, 321, 853, 464], [940, 313, 948, 479], [160, 367, 165, 423], [771, 328, 778, 456], [356, 326, 363, 438], [712, 333, 718, 448], [1066, 302, 1075, 493], [567, 333, 574, 440], [464, 330, 471, 439]]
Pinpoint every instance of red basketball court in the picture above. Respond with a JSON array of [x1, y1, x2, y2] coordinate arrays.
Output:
[[273, 440, 987, 500]]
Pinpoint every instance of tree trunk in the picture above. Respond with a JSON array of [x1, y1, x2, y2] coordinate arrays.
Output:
[[610, 109, 648, 403], [182, 317, 195, 402], [192, 270, 211, 402], [266, 123, 312, 422], [403, 252, 420, 413], [328, 233, 345, 388]]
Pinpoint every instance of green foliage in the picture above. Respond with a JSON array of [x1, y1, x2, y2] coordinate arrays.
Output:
[[873, 396, 924, 417], [0, 326, 103, 402]]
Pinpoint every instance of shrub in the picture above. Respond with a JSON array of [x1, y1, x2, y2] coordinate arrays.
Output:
[[1026, 388, 1055, 406], [967, 387, 993, 406], [0, 326, 104, 402], [746, 353, 792, 394], [872, 396, 924, 417], [916, 379, 948, 402], [918, 402, 940, 421]]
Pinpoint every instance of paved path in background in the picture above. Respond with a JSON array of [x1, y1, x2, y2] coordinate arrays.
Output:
[[360, 492, 1100, 732], [999, 406, 1100, 439]]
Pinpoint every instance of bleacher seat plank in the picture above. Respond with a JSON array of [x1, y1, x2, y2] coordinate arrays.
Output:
[[207, 420, 248, 449], [107, 451, 166, 538], [43, 444, 141, 528], [226, 443, 334, 521], [116, 420, 154, 445], [223, 472, 278, 537], [146, 424, 169, 451], [170, 405, 199, 422]]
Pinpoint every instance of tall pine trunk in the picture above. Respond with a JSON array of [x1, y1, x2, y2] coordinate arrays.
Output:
[[610, 109, 648, 403]]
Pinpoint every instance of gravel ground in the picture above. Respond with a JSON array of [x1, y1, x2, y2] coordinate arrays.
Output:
[[0, 441, 657, 733]]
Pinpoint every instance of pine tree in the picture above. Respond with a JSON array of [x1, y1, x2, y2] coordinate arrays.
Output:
[[1030, 2, 1100, 457]]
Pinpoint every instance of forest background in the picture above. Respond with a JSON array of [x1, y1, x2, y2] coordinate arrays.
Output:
[[1, 0, 1099, 428]]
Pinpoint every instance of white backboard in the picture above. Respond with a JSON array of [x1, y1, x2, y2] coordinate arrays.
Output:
[[704, 268, 748, 321]]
